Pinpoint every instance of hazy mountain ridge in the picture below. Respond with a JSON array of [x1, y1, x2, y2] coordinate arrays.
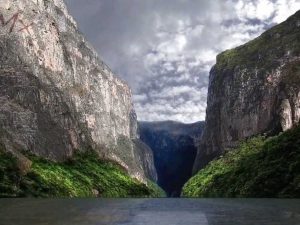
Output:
[[140, 121, 204, 139], [139, 121, 204, 197]]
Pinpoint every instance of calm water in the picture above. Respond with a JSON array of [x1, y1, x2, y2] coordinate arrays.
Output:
[[0, 199, 299, 225]]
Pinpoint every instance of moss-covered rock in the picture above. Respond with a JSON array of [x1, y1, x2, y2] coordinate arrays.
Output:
[[183, 125, 300, 198], [0, 149, 163, 198]]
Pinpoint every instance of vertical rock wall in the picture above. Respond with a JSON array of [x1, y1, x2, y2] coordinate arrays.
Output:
[[194, 11, 300, 172], [0, 0, 156, 182]]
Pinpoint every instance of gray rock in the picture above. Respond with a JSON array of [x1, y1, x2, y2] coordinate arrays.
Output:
[[193, 10, 300, 173], [0, 0, 156, 183]]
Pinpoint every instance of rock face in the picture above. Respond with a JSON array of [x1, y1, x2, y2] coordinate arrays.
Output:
[[139, 121, 204, 197], [194, 10, 300, 172], [0, 0, 156, 182]]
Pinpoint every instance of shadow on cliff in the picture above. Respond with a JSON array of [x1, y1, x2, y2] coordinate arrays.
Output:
[[139, 121, 204, 197]]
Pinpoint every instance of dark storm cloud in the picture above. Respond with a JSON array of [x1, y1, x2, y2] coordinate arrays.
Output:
[[65, 0, 300, 122]]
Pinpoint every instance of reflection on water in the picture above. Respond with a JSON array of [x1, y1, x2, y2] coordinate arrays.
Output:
[[0, 199, 299, 225]]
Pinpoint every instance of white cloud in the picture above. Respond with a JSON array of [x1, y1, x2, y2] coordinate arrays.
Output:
[[133, 94, 148, 102], [235, 0, 300, 23], [273, 0, 300, 23], [236, 0, 274, 21], [66, 0, 300, 123]]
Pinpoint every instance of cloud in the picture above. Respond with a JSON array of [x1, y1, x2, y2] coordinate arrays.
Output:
[[65, 0, 300, 123]]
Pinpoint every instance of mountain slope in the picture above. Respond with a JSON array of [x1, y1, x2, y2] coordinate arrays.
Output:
[[139, 121, 204, 197], [0, 147, 163, 198], [194, 10, 300, 172], [0, 0, 156, 183], [183, 125, 300, 198]]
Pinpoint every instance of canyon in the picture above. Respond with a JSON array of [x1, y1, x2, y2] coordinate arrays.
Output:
[[0, 0, 299, 198], [139, 121, 204, 197]]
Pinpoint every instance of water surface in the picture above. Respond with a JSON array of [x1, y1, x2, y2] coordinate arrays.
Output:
[[0, 199, 299, 225]]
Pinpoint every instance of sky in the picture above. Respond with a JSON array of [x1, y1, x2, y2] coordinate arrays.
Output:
[[65, 0, 300, 123]]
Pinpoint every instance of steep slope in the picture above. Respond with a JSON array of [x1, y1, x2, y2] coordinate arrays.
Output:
[[139, 121, 204, 197], [0, 0, 156, 183], [183, 125, 300, 198], [194, 10, 300, 172], [0, 147, 163, 197]]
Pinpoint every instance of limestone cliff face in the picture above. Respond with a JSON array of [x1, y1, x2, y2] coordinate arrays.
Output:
[[194, 10, 300, 172], [0, 0, 156, 182]]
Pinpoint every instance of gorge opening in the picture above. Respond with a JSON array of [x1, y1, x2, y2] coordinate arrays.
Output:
[[139, 121, 204, 197]]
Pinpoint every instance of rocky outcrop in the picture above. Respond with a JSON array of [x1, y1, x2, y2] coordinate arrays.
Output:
[[139, 121, 204, 197], [194, 10, 300, 172], [0, 0, 156, 183]]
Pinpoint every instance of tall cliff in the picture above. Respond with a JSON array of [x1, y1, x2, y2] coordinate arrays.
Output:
[[0, 0, 156, 182], [194, 10, 300, 172], [139, 121, 204, 197]]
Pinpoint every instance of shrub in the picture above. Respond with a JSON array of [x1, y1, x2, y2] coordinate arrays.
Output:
[[182, 126, 300, 198]]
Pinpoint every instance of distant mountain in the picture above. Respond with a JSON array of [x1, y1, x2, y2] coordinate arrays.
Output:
[[139, 121, 205, 197]]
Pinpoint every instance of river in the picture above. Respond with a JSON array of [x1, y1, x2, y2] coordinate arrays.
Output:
[[0, 198, 299, 225]]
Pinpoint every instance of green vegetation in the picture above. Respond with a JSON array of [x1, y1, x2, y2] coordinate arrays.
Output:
[[182, 126, 300, 198], [146, 179, 166, 197], [0, 149, 163, 198]]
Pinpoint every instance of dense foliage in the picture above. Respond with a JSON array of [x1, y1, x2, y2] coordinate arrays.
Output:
[[182, 126, 300, 198], [0, 149, 163, 198]]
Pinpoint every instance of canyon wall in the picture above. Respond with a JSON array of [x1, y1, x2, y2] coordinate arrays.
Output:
[[194, 10, 300, 172], [0, 0, 156, 182]]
